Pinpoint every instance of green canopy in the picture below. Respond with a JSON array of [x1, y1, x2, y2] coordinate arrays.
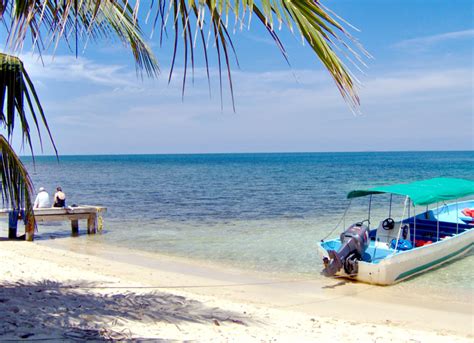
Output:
[[347, 178, 474, 206]]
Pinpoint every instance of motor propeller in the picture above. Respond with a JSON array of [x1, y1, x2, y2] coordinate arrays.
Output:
[[322, 222, 369, 277]]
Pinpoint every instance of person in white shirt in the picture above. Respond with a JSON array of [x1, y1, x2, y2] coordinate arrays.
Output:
[[34, 187, 51, 208]]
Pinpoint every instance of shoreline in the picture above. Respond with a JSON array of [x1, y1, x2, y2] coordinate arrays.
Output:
[[0, 238, 472, 341], [32, 221, 474, 298], [42, 233, 474, 298]]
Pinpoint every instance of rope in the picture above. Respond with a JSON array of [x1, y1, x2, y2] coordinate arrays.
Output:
[[321, 199, 352, 241]]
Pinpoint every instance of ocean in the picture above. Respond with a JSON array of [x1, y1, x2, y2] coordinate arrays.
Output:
[[6, 151, 474, 293]]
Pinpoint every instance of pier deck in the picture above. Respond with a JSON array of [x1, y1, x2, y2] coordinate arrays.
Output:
[[0, 206, 107, 241]]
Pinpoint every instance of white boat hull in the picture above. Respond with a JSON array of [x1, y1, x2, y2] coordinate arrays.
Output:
[[317, 228, 473, 285]]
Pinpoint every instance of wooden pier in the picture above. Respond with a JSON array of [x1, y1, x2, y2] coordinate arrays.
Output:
[[0, 206, 106, 241]]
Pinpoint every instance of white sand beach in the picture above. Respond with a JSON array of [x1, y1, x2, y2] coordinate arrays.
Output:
[[0, 239, 472, 342]]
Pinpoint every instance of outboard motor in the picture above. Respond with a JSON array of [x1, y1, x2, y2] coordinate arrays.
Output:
[[322, 222, 369, 277]]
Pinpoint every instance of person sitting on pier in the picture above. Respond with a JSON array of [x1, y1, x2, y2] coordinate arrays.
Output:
[[34, 187, 51, 208], [53, 187, 66, 208]]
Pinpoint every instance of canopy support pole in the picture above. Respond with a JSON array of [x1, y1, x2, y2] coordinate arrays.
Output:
[[413, 203, 417, 245], [391, 196, 409, 256], [389, 194, 392, 217], [436, 202, 440, 242], [342, 200, 351, 231], [368, 195, 372, 228], [456, 201, 459, 234]]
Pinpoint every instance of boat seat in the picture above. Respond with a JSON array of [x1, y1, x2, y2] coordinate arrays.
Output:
[[375, 220, 410, 245]]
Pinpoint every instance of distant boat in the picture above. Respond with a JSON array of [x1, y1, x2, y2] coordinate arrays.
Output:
[[316, 178, 474, 285]]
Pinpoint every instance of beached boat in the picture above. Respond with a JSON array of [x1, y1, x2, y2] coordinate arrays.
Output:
[[316, 178, 474, 285]]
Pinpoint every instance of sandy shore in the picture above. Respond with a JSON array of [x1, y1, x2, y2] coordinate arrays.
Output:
[[0, 239, 472, 342]]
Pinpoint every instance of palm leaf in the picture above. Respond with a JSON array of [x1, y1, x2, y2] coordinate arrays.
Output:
[[2, 0, 159, 77], [0, 53, 56, 156], [0, 53, 56, 240], [148, 0, 368, 109], [0, 134, 35, 240], [2, 1, 366, 109]]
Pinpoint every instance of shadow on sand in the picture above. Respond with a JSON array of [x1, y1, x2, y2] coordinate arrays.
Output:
[[0, 280, 249, 341]]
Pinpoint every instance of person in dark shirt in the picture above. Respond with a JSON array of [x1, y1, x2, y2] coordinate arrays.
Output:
[[53, 186, 66, 207]]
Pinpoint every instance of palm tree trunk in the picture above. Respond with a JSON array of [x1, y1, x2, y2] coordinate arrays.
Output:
[[0, 134, 36, 240]]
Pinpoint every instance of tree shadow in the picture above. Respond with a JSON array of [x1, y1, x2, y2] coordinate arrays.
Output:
[[0, 280, 249, 341]]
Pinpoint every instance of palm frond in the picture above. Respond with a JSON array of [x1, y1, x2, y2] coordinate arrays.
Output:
[[148, 0, 368, 110], [0, 53, 57, 156], [2, 1, 367, 109], [0, 53, 51, 240], [2, 0, 159, 77], [0, 134, 35, 240]]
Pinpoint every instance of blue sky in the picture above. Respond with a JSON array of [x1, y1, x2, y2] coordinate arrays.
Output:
[[13, 0, 474, 155]]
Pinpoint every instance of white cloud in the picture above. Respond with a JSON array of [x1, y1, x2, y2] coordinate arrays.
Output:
[[393, 29, 474, 49], [361, 69, 472, 99], [19, 54, 135, 87], [12, 52, 473, 154]]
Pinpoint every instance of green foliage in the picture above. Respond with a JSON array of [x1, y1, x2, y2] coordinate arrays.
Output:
[[2, 0, 159, 77], [145, 0, 367, 109], [1, 1, 366, 108], [0, 53, 52, 230], [0, 53, 56, 156]]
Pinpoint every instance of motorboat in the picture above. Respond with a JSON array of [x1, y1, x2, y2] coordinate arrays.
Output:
[[316, 178, 474, 285]]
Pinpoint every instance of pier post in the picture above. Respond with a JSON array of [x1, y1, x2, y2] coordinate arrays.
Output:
[[87, 214, 97, 234], [8, 210, 18, 239], [71, 220, 79, 236]]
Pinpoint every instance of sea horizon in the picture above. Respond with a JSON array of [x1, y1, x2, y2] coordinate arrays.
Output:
[[19, 149, 474, 158]]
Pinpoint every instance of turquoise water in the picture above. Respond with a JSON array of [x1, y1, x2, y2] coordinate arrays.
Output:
[[8, 151, 474, 290]]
